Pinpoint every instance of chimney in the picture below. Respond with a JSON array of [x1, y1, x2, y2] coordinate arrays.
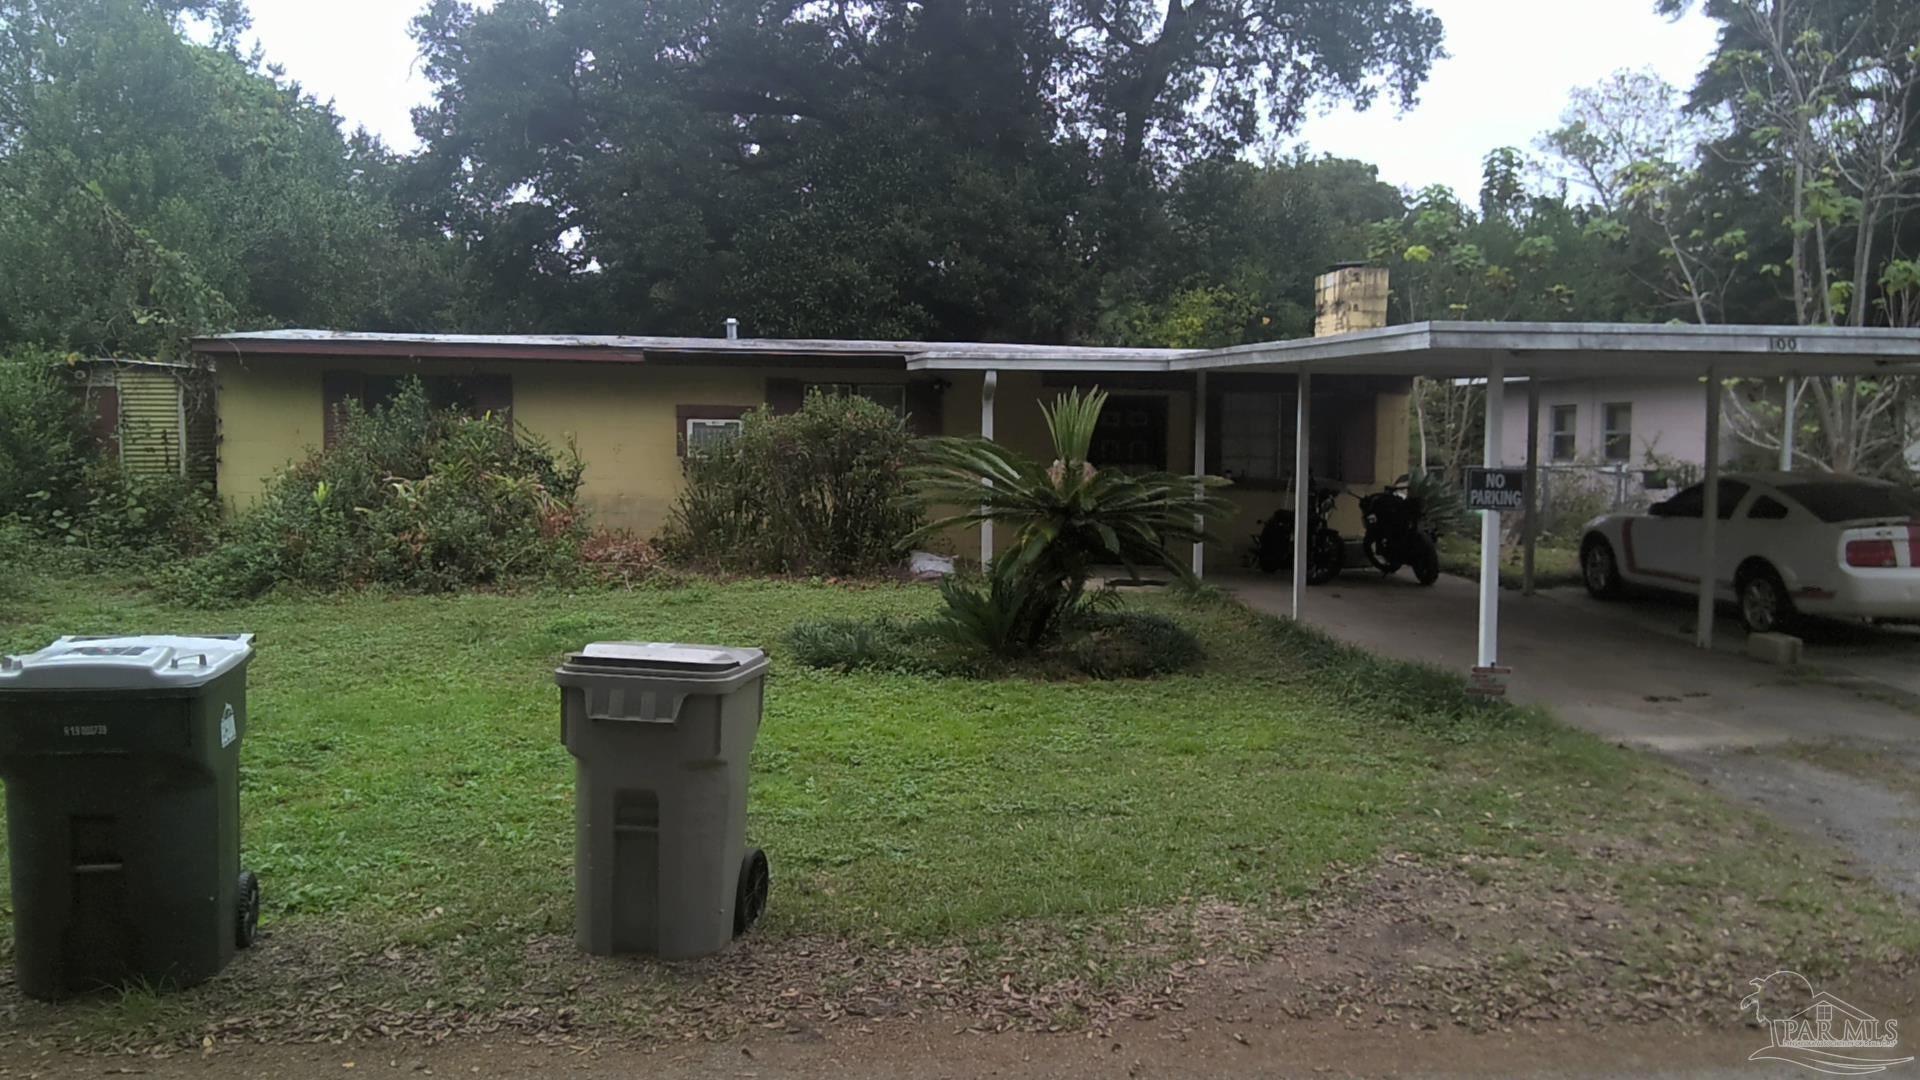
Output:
[[1314, 264, 1388, 338], [725, 317, 740, 340]]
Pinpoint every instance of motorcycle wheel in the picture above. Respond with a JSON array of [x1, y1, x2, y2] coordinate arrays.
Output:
[[1307, 530, 1343, 585], [1257, 536, 1289, 574], [1363, 535, 1401, 576], [1409, 533, 1441, 586]]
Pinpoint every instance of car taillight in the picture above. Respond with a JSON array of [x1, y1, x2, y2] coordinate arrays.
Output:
[[1846, 539, 1899, 567]]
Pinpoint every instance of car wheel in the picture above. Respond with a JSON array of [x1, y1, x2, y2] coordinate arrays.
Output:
[[1737, 566, 1796, 636], [1582, 538, 1625, 599]]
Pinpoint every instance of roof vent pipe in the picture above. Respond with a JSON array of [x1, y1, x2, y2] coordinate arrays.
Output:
[[725, 317, 739, 340]]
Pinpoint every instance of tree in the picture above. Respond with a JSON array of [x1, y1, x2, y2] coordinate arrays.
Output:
[[1538, 69, 1715, 214], [0, 0, 461, 357], [1668, 0, 1920, 472], [406, 0, 1446, 341]]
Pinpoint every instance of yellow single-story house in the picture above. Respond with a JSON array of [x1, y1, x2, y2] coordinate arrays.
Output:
[[190, 268, 1408, 569]]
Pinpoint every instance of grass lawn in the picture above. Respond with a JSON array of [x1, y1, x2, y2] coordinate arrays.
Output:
[[1438, 535, 1586, 590], [0, 567, 1914, 1047]]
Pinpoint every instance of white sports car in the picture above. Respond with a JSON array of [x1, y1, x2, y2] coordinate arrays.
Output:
[[1579, 472, 1920, 634]]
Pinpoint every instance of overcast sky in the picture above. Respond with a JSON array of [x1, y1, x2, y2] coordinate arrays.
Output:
[[243, 0, 1721, 201]]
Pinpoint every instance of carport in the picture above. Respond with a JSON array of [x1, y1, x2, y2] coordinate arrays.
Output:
[[913, 321, 1920, 682]]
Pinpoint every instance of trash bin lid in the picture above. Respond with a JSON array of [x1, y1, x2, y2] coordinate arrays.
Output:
[[564, 642, 762, 674], [0, 635, 255, 691]]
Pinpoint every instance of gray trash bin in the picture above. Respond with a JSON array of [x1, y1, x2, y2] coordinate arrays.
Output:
[[555, 642, 771, 959], [0, 634, 261, 999]]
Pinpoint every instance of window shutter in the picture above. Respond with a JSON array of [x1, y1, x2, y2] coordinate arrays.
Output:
[[89, 384, 121, 457], [765, 377, 804, 414], [904, 380, 943, 436], [322, 371, 365, 449]]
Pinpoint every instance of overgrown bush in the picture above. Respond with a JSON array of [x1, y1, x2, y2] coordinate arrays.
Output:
[[1, 351, 219, 557], [659, 392, 922, 575], [163, 380, 585, 604], [0, 351, 92, 517]]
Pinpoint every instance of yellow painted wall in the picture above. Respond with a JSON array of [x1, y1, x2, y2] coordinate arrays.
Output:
[[217, 358, 920, 535], [214, 358, 1411, 568], [215, 359, 321, 506]]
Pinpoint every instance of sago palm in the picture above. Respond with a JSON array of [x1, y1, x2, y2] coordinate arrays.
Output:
[[909, 388, 1234, 648]]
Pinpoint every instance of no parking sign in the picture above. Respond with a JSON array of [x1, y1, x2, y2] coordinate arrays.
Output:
[[1464, 467, 1526, 512]]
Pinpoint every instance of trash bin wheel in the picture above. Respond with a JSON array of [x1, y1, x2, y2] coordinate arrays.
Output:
[[734, 849, 770, 936], [236, 870, 262, 949]]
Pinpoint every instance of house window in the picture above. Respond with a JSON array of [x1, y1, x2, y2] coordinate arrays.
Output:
[[1219, 392, 1288, 481], [1549, 405, 1577, 462], [805, 382, 906, 417], [1602, 402, 1633, 462], [323, 372, 511, 448], [1091, 395, 1168, 471], [675, 404, 752, 456], [1212, 390, 1345, 484]]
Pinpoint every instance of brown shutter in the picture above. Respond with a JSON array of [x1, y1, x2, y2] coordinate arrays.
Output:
[[1338, 395, 1377, 484], [904, 380, 944, 436], [89, 384, 121, 456], [765, 377, 804, 414], [468, 374, 513, 426], [322, 371, 365, 449]]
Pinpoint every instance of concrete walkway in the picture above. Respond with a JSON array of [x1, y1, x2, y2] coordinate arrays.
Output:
[[1222, 570, 1918, 752]]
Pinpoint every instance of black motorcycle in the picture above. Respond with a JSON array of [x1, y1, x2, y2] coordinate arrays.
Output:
[[1254, 477, 1344, 584], [1357, 474, 1441, 586]]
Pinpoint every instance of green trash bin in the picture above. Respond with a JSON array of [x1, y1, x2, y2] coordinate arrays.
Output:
[[556, 642, 771, 959], [0, 635, 262, 1000]]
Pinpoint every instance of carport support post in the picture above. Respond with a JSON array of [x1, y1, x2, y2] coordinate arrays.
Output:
[[1478, 359, 1505, 668], [1780, 376, 1797, 471], [1697, 369, 1722, 649], [1192, 372, 1208, 579], [1522, 378, 1540, 596], [1292, 372, 1312, 620], [980, 370, 997, 566]]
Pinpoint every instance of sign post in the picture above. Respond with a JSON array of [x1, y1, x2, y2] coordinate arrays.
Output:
[[1465, 462, 1526, 698]]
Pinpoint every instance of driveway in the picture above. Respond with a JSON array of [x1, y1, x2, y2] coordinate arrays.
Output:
[[1223, 570, 1920, 902]]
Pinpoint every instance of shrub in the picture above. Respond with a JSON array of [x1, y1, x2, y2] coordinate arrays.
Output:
[[1060, 611, 1204, 679], [787, 593, 1206, 681], [163, 380, 586, 604], [910, 388, 1232, 652], [0, 351, 92, 519], [785, 616, 940, 673], [659, 392, 923, 576]]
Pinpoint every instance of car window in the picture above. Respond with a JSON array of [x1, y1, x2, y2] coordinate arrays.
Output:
[[1747, 495, 1791, 520], [1716, 480, 1749, 520], [1776, 480, 1920, 523], [1654, 480, 1748, 519], [1656, 484, 1705, 517]]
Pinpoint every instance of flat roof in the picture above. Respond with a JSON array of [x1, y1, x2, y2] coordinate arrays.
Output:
[[1170, 322, 1920, 379], [195, 322, 1920, 380], [192, 329, 1193, 367]]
